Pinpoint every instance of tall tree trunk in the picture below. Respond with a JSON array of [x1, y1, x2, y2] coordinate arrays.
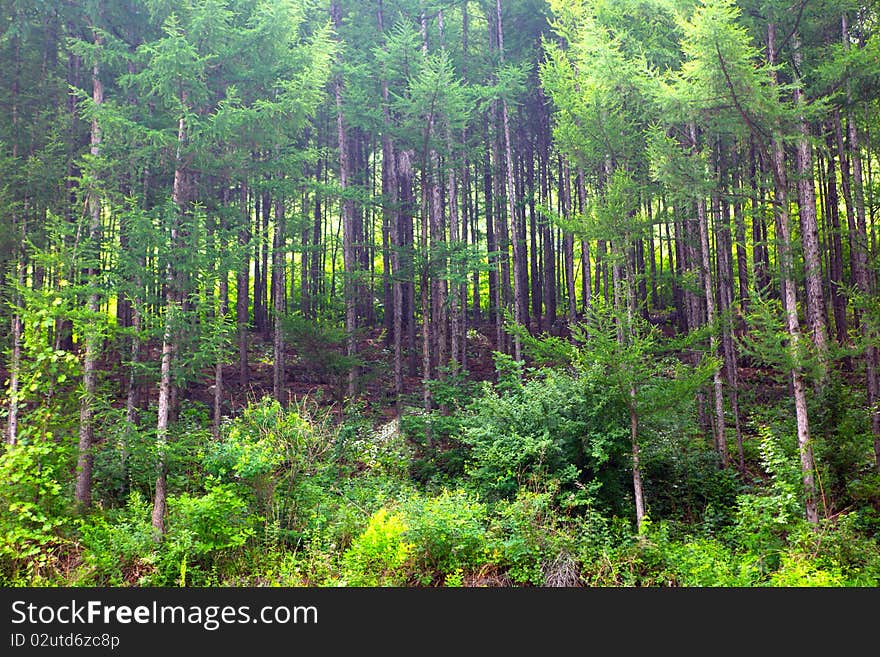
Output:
[[153, 97, 189, 535], [731, 148, 750, 313], [332, 0, 358, 399], [840, 14, 880, 467], [75, 52, 104, 510], [398, 149, 418, 380], [561, 159, 576, 322], [822, 127, 848, 346], [792, 32, 830, 382], [273, 195, 285, 403], [768, 23, 819, 523], [541, 149, 556, 328], [612, 241, 645, 532], [496, 0, 523, 362], [576, 170, 592, 316], [237, 182, 250, 388], [689, 124, 727, 467], [484, 122, 500, 343], [378, 0, 401, 397]]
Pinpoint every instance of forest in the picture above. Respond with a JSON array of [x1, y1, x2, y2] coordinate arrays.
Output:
[[1, 0, 879, 588]]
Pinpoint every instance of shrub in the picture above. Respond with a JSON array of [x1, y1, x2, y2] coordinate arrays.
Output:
[[488, 489, 579, 586], [401, 489, 489, 584], [0, 439, 70, 585], [341, 508, 413, 586], [460, 367, 630, 512], [726, 427, 804, 572], [76, 491, 158, 586], [205, 396, 335, 529]]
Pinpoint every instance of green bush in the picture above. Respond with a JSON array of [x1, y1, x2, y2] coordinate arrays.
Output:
[[205, 396, 335, 530], [642, 432, 741, 526], [159, 481, 257, 586], [0, 438, 71, 585], [76, 491, 158, 586], [341, 507, 413, 586], [401, 489, 489, 584], [726, 428, 804, 572], [460, 367, 630, 512], [488, 489, 579, 586]]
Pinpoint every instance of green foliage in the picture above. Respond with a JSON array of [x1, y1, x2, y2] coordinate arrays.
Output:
[[727, 427, 805, 571], [642, 432, 742, 526], [400, 489, 489, 584], [488, 489, 579, 586], [341, 508, 413, 587], [281, 316, 364, 397], [0, 440, 70, 585], [76, 491, 158, 586], [405, 367, 477, 487], [160, 481, 256, 585], [205, 396, 335, 530], [461, 366, 629, 510], [637, 521, 762, 586]]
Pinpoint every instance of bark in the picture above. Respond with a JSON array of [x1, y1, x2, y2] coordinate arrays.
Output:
[[6, 31, 22, 446], [528, 146, 542, 330], [496, 0, 523, 362], [484, 123, 500, 340], [539, 96, 556, 328], [272, 195, 285, 403], [576, 169, 592, 315], [237, 182, 250, 388], [153, 97, 189, 535], [822, 127, 848, 346], [332, 0, 358, 399], [75, 53, 104, 510], [792, 32, 830, 381], [561, 159, 577, 322], [767, 23, 819, 522], [378, 0, 401, 396], [690, 124, 727, 466], [839, 14, 880, 468]]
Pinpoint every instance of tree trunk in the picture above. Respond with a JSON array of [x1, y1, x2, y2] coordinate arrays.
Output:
[[768, 22, 819, 523], [496, 0, 523, 362], [840, 14, 880, 468], [792, 32, 830, 381], [689, 124, 727, 466], [332, 0, 358, 399], [75, 54, 104, 510], [237, 182, 250, 388], [153, 98, 189, 535], [561, 159, 576, 323], [273, 195, 285, 403]]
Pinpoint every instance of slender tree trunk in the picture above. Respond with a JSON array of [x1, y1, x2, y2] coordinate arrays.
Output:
[[496, 0, 523, 362], [561, 159, 576, 322], [689, 124, 727, 466], [731, 149, 750, 313], [576, 170, 592, 316], [538, 96, 556, 329], [612, 241, 645, 532], [822, 128, 848, 346], [484, 123, 500, 343], [6, 31, 22, 446], [237, 182, 250, 388], [768, 22, 819, 523], [840, 14, 880, 467], [792, 32, 830, 382], [75, 54, 104, 510], [273, 195, 285, 403], [153, 98, 189, 535], [332, 0, 358, 399]]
